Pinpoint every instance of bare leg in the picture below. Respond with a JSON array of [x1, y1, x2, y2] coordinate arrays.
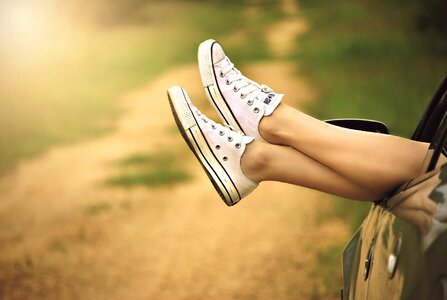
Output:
[[241, 141, 381, 201], [258, 104, 428, 194]]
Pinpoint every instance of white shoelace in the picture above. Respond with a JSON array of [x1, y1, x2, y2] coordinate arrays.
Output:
[[220, 60, 274, 103], [197, 109, 245, 148]]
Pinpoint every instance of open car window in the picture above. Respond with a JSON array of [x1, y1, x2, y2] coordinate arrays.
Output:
[[418, 75, 447, 172], [425, 112, 447, 172], [412, 75, 447, 143]]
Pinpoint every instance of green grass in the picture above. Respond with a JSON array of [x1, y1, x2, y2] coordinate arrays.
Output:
[[117, 152, 174, 167], [297, 0, 447, 137], [316, 243, 345, 294], [107, 168, 191, 187], [297, 0, 447, 232], [106, 150, 192, 188]]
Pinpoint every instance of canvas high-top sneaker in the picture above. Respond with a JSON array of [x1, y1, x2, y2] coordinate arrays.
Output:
[[167, 85, 258, 206], [198, 39, 283, 140]]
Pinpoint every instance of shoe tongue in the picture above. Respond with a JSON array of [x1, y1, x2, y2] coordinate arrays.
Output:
[[212, 43, 226, 63], [263, 93, 284, 116]]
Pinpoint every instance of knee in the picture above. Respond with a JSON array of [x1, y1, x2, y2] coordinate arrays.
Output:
[[241, 142, 271, 176], [259, 116, 284, 144]]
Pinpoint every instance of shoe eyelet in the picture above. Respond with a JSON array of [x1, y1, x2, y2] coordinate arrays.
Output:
[[216, 145, 221, 150], [219, 71, 224, 78], [233, 86, 239, 92], [240, 93, 245, 99], [227, 136, 233, 142], [211, 124, 216, 130], [202, 118, 208, 123], [225, 79, 230, 85], [223, 156, 228, 161], [247, 100, 254, 106], [196, 110, 201, 116], [235, 143, 241, 149], [219, 131, 225, 136], [254, 107, 260, 113]]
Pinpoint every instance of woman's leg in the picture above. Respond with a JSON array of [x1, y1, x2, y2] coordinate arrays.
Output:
[[241, 141, 381, 201], [259, 104, 428, 194], [197, 39, 427, 197]]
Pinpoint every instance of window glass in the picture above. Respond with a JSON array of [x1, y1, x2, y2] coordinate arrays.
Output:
[[420, 90, 447, 172]]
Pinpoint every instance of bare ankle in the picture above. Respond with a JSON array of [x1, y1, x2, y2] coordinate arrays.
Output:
[[240, 141, 270, 183], [259, 115, 283, 144], [259, 104, 288, 144]]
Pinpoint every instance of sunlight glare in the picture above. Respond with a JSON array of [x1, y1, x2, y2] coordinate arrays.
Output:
[[1, 1, 53, 58]]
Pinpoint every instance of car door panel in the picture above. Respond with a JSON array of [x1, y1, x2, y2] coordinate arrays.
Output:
[[346, 165, 447, 299], [347, 205, 383, 299], [367, 212, 423, 300]]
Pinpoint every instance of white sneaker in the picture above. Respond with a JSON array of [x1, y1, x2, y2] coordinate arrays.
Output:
[[198, 39, 283, 140], [167, 86, 258, 206]]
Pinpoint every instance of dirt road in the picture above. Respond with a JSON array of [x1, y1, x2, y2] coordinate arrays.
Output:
[[0, 3, 349, 299]]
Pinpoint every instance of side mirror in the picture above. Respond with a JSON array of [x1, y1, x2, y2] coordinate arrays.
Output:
[[325, 118, 389, 134]]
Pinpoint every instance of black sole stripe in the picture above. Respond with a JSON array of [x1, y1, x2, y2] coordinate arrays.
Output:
[[171, 88, 243, 205], [168, 90, 233, 205], [192, 117, 242, 202], [210, 41, 244, 132], [188, 130, 233, 203], [206, 85, 230, 125], [184, 87, 241, 201], [177, 89, 234, 203]]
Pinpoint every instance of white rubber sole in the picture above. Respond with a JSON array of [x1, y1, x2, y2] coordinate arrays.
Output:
[[167, 86, 241, 206], [198, 39, 244, 133]]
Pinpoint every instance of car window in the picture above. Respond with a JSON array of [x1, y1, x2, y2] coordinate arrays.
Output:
[[412, 75, 447, 142], [430, 131, 447, 171], [425, 113, 447, 172], [418, 76, 447, 172]]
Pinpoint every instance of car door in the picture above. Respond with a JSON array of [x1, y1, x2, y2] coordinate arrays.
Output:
[[365, 167, 446, 300], [342, 75, 447, 300]]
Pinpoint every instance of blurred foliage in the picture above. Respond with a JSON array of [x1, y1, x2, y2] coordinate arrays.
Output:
[[416, 0, 447, 39], [0, 0, 249, 173], [297, 0, 447, 138], [59, 0, 282, 27], [107, 169, 191, 187], [316, 243, 346, 294], [83, 201, 112, 216], [71, 0, 151, 26], [106, 150, 192, 187], [0, 0, 287, 174]]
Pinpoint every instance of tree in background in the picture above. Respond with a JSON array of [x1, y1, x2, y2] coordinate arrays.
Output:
[[416, 0, 447, 50]]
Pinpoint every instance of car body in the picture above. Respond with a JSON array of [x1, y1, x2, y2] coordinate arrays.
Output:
[[332, 75, 447, 300]]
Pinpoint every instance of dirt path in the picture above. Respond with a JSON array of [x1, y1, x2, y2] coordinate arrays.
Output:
[[0, 3, 348, 300]]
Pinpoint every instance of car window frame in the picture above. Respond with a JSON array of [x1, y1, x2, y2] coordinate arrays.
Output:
[[426, 85, 447, 172], [412, 74, 447, 143], [408, 74, 447, 173]]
